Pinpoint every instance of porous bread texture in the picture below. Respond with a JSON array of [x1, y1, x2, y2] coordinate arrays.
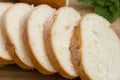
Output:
[[4, 3, 34, 69], [0, 2, 13, 64], [25, 4, 56, 74], [71, 13, 120, 80], [44, 7, 81, 79]]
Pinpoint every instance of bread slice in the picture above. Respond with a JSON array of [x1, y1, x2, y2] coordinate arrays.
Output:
[[0, 2, 13, 64], [43, 7, 81, 79], [19, 0, 69, 9], [3, 3, 34, 69], [24, 5, 56, 74], [70, 13, 120, 80]]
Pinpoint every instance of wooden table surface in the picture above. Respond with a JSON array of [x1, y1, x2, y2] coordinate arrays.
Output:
[[0, 0, 120, 80]]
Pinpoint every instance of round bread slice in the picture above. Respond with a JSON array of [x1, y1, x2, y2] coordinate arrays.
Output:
[[0, 2, 13, 65], [25, 5, 56, 74], [43, 7, 81, 79], [70, 13, 120, 80], [4, 3, 34, 69]]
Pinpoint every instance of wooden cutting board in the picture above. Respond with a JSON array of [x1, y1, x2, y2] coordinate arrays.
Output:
[[0, 0, 120, 80]]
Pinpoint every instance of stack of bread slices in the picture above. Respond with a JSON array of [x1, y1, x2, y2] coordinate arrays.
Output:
[[0, 2, 120, 80]]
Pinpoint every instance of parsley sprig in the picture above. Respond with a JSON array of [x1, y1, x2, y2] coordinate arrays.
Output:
[[78, 0, 120, 23]]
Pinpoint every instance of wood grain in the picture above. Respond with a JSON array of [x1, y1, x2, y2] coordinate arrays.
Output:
[[0, 0, 120, 80]]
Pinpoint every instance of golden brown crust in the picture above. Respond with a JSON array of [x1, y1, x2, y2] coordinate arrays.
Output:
[[69, 26, 91, 80], [0, 32, 14, 64], [4, 26, 33, 69], [0, 2, 12, 5], [0, 0, 17, 3], [23, 21, 52, 75], [3, 4, 34, 69], [69, 26, 81, 75], [0, 57, 13, 64], [0, 2, 14, 65], [22, 6, 57, 74], [79, 13, 100, 80], [70, 14, 98, 80], [0, 29, 14, 64], [19, 0, 67, 9], [43, 15, 76, 79]]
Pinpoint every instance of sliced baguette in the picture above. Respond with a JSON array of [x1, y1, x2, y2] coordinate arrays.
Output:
[[70, 13, 120, 80], [24, 5, 56, 74], [3, 3, 34, 69], [43, 7, 81, 79], [0, 2, 13, 64]]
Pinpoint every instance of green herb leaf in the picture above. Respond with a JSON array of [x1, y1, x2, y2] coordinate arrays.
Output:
[[78, 0, 120, 23], [96, 0, 106, 7], [95, 6, 119, 22]]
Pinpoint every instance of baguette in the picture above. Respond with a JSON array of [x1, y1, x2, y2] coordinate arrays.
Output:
[[43, 7, 81, 79], [0, 2, 13, 65], [24, 4, 56, 74], [70, 13, 120, 80], [3, 3, 34, 69]]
